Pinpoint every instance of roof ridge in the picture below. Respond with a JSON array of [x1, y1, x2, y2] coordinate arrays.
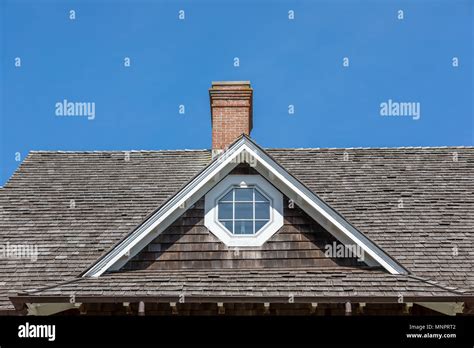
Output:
[[26, 146, 474, 154], [29, 149, 211, 154], [266, 146, 474, 150]]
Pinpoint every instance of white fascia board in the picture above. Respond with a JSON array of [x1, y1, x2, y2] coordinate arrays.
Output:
[[83, 136, 407, 277], [241, 141, 407, 275], [82, 137, 249, 277]]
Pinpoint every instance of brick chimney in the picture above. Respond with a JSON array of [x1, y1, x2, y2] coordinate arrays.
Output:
[[209, 81, 253, 154]]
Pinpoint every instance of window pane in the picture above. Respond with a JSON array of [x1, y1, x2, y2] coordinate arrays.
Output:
[[216, 186, 273, 236], [254, 220, 268, 232], [220, 190, 233, 202], [221, 220, 234, 233], [234, 221, 253, 235], [218, 203, 233, 220], [255, 202, 270, 220], [234, 188, 253, 201], [235, 203, 253, 219], [254, 189, 268, 202], [221, 221, 234, 233]]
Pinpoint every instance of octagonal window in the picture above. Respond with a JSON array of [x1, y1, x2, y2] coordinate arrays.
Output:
[[217, 187, 270, 235], [205, 175, 284, 247]]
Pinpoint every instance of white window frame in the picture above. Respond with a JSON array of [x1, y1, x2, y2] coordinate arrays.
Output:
[[205, 175, 283, 247]]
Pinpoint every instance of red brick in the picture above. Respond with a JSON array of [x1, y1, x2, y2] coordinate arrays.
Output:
[[209, 81, 253, 150]]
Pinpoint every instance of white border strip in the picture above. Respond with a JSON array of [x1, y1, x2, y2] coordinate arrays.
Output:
[[83, 137, 248, 277], [242, 142, 407, 275], [83, 136, 407, 277]]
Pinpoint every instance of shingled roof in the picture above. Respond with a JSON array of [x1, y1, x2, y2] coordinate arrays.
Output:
[[0, 146, 473, 311], [15, 267, 468, 304], [267, 147, 474, 292], [0, 150, 211, 311]]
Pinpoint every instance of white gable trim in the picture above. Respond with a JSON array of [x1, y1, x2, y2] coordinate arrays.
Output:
[[82, 137, 249, 277], [83, 136, 407, 277], [242, 141, 407, 275]]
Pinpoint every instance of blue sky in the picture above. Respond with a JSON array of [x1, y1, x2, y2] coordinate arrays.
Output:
[[1, 0, 473, 185]]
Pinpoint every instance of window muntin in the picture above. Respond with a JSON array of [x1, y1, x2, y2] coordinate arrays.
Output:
[[217, 187, 270, 235]]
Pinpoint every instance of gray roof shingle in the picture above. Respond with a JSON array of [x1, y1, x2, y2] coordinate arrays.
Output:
[[267, 147, 474, 292], [0, 146, 473, 310], [0, 150, 211, 310], [19, 267, 467, 300]]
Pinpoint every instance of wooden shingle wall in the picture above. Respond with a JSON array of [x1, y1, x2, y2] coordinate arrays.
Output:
[[122, 196, 365, 271]]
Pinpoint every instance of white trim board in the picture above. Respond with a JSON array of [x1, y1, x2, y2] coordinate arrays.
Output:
[[82, 135, 408, 277]]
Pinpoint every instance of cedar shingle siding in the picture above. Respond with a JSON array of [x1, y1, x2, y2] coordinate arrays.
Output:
[[121, 197, 365, 271]]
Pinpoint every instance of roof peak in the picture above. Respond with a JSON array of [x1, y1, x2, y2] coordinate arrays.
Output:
[[27, 145, 473, 154]]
